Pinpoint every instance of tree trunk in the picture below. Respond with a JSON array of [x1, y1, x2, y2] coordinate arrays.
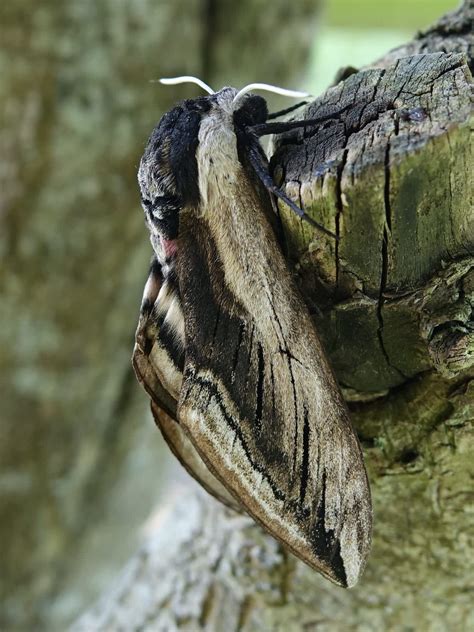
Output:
[[73, 2, 473, 630], [0, 1, 319, 630]]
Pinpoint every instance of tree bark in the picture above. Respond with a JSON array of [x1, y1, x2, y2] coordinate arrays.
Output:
[[0, 1, 319, 630], [73, 2, 473, 630]]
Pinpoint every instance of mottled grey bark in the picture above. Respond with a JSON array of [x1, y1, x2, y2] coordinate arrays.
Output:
[[0, 1, 319, 630], [73, 2, 473, 631]]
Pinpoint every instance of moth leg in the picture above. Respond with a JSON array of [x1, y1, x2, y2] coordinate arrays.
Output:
[[250, 112, 343, 137], [267, 100, 308, 120], [247, 144, 337, 239]]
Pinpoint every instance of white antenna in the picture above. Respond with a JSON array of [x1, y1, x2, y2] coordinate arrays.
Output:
[[160, 76, 215, 95], [233, 83, 310, 104]]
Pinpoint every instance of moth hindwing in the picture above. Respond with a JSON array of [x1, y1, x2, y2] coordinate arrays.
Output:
[[132, 82, 372, 587]]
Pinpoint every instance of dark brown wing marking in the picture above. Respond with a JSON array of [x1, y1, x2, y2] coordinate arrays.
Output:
[[176, 206, 371, 587]]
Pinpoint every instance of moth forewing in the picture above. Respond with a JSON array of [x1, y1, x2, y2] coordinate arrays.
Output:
[[133, 82, 372, 588], [151, 401, 242, 511], [175, 182, 371, 587]]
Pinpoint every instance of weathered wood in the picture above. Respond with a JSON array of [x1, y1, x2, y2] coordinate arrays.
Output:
[[73, 3, 473, 630], [273, 51, 473, 394]]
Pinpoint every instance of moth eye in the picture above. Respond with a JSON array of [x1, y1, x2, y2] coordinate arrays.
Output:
[[149, 195, 181, 217], [146, 194, 182, 240]]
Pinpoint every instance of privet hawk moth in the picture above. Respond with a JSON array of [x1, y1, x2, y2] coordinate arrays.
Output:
[[132, 76, 372, 587]]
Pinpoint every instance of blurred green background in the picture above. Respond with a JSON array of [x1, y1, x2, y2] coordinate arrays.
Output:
[[310, 0, 457, 93], [0, 0, 458, 630]]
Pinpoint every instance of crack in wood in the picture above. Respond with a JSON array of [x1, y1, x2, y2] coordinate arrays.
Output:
[[376, 136, 408, 381], [335, 147, 348, 291]]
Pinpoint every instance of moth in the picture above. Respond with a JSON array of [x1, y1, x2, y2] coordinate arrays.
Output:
[[133, 76, 372, 587]]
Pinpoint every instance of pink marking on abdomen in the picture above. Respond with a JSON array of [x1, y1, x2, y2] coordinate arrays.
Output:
[[161, 237, 178, 259]]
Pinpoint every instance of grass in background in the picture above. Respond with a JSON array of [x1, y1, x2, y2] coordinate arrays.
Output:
[[308, 0, 458, 95]]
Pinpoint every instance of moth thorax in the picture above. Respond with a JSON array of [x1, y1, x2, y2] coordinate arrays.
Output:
[[197, 114, 241, 206]]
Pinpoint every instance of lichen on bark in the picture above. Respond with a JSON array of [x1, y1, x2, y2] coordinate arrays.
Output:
[[0, 1, 321, 629]]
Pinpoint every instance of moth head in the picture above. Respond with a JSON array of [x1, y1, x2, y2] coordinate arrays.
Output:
[[139, 76, 337, 242], [137, 78, 274, 242], [138, 92, 212, 242], [138, 77, 305, 204]]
